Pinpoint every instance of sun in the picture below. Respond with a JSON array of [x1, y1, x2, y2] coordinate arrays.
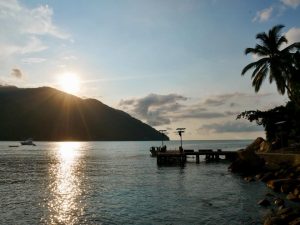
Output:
[[58, 72, 81, 95]]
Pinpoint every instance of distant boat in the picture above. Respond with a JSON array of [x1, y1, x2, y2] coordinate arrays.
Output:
[[20, 138, 36, 146]]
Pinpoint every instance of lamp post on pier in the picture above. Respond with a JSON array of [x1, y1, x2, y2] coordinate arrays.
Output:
[[176, 128, 185, 152], [159, 130, 167, 147]]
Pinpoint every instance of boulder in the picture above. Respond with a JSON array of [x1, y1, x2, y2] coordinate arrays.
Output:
[[228, 138, 265, 175], [264, 216, 285, 225], [261, 172, 275, 182], [290, 217, 300, 225], [259, 140, 272, 153], [267, 179, 298, 192], [244, 176, 255, 182], [274, 198, 285, 207], [281, 182, 294, 194], [286, 192, 299, 201], [258, 198, 271, 207], [293, 186, 300, 196], [276, 207, 293, 216], [238, 137, 264, 160]]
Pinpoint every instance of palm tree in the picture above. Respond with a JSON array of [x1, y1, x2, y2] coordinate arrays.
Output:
[[241, 25, 300, 99]]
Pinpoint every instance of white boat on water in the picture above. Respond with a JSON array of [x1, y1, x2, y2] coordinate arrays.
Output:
[[20, 138, 36, 146]]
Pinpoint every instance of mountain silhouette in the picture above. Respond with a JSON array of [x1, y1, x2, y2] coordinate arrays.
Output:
[[0, 86, 169, 141]]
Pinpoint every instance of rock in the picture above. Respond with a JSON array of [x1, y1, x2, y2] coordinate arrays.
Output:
[[264, 216, 285, 225], [267, 179, 298, 192], [258, 198, 271, 207], [274, 198, 285, 207], [286, 192, 299, 201], [265, 162, 282, 171], [229, 138, 265, 175], [256, 173, 263, 180], [289, 217, 300, 225], [276, 207, 293, 216], [289, 173, 296, 179], [266, 192, 275, 197], [278, 208, 300, 223], [267, 179, 286, 192], [244, 176, 255, 182], [293, 186, 300, 196], [244, 137, 265, 153], [261, 172, 275, 182], [281, 182, 294, 194], [259, 140, 272, 153]]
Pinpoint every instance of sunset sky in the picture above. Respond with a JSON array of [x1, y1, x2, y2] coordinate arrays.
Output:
[[1, 0, 300, 140]]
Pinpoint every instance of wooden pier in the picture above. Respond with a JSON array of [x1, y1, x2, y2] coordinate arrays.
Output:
[[156, 149, 238, 165]]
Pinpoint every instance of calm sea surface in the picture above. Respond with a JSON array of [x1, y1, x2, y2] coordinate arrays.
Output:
[[0, 140, 271, 225]]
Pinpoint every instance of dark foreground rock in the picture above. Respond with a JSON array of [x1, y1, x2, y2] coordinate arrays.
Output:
[[228, 137, 300, 225], [228, 137, 265, 175]]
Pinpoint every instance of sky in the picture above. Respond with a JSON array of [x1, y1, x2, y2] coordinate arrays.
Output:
[[1, 0, 300, 140]]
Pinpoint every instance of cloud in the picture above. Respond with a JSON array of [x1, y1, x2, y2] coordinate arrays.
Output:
[[0, 0, 69, 58], [199, 121, 263, 133], [119, 92, 278, 127], [253, 6, 273, 22], [285, 27, 300, 44], [0, 1, 69, 39], [119, 93, 187, 126], [281, 0, 300, 8], [0, 36, 48, 58], [21, 57, 46, 64], [11, 68, 23, 79]]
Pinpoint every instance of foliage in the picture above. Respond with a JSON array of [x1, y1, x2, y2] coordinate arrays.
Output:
[[241, 25, 300, 105], [237, 101, 300, 144]]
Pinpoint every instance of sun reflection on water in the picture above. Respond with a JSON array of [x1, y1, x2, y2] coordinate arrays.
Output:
[[43, 142, 86, 225]]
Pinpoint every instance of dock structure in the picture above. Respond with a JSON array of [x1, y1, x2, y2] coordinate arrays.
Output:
[[156, 149, 238, 165]]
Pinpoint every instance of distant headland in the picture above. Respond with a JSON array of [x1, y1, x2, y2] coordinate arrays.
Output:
[[0, 85, 169, 141]]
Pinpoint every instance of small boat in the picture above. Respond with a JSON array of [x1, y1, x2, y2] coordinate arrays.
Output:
[[20, 138, 36, 146], [9, 145, 19, 148]]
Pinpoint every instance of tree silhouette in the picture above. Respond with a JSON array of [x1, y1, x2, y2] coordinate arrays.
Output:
[[241, 25, 300, 103]]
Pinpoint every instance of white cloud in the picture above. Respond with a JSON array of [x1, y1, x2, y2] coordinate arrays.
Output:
[[253, 6, 273, 22], [285, 27, 300, 44], [21, 57, 46, 64], [0, 0, 69, 59], [0, 36, 47, 58], [0, 1, 69, 39], [281, 0, 300, 8]]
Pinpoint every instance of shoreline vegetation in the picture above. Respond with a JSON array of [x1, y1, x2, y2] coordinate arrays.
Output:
[[230, 24, 300, 225]]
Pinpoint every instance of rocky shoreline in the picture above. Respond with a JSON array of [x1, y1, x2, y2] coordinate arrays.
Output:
[[228, 138, 300, 225]]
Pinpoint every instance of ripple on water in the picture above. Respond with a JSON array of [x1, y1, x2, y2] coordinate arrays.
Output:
[[0, 141, 267, 225]]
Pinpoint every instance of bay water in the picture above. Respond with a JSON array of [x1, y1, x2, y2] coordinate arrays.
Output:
[[0, 140, 271, 225]]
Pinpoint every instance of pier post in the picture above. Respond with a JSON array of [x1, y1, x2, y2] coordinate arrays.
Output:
[[196, 154, 200, 164]]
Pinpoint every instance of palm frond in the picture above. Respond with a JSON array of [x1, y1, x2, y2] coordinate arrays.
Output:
[[241, 61, 258, 75], [281, 42, 300, 53], [245, 47, 258, 55], [277, 36, 288, 46], [256, 32, 268, 44], [251, 59, 269, 78], [252, 64, 268, 92]]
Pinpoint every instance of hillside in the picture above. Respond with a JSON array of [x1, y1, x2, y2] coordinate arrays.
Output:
[[0, 86, 169, 141]]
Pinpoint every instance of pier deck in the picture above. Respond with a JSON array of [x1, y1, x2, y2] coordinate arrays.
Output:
[[156, 149, 238, 165]]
